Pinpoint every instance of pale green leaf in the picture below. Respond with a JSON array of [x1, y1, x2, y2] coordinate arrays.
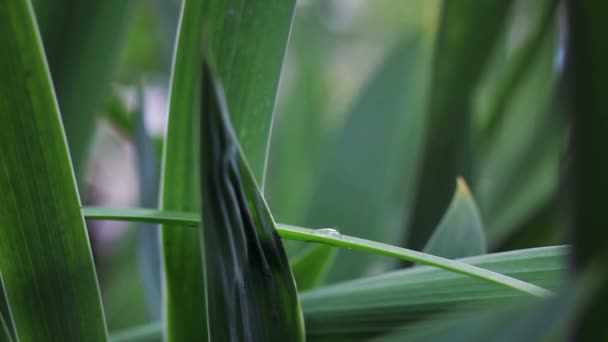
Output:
[[423, 177, 487, 259]]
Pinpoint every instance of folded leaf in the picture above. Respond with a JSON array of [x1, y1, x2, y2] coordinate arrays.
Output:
[[199, 62, 305, 340]]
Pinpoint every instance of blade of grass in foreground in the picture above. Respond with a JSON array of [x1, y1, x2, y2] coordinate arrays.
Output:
[[199, 61, 304, 340], [82, 207, 551, 298], [160, 0, 207, 340], [0, 2, 107, 340]]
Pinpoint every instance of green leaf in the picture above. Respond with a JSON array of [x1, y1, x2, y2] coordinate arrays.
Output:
[[199, 60, 305, 340], [160, 0, 207, 340], [291, 245, 337, 291], [406, 0, 514, 250], [301, 246, 566, 341], [373, 275, 587, 341], [161, 0, 296, 338], [82, 207, 551, 297], [0, 2, 107, 340], [423, 177, 487, 259], [32, 0, 135, 180], [201, 0, 297, 184]]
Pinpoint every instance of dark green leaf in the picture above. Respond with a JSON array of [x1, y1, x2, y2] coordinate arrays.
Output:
[[199, 62, 305, 340], [406, 0, 514, 250], [0, 2, 107, 340], [423, 177, 487, 259]]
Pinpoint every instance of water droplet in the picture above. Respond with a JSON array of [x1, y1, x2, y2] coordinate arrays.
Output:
[[314, 228, 341, 239], [227, 8, 236, 17]]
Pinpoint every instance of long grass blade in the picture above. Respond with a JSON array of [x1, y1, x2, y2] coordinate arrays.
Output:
[[82, 207, 551, 297], [160, 0, 207, 340], [0, 2, 107, 340]]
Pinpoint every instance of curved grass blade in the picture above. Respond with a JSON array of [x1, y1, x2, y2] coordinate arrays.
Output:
[[406, 0, 514, 251], [160, 0, 207, 340], [82, 207, 551, 297], [0, 2, 107, 340], [199, 61, 305, 340], [423, 177, 487, 259], [302, 246, 565, 341], [291, 245, 337, 291]]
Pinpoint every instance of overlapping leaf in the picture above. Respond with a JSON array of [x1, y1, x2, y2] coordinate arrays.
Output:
[[199, 62, 305, 341]]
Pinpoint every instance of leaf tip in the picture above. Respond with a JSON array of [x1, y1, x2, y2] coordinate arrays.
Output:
[[456, 176, 471, 197]]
